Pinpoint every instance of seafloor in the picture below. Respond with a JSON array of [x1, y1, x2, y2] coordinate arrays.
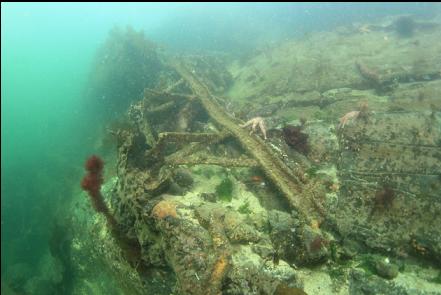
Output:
[[5, 14, 441, 295]]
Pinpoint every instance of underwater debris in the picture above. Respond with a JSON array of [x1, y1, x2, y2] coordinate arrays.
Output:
[[282, 124, 309, 155], [355, 61, 381, 86], [108, 59, 350, 292], [172, 61, 311, 217], [81, 13, 441, 294]]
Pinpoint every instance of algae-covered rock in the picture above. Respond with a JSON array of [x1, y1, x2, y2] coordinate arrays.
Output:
[[182, 54, 233, 95], [200, 192, 217, 203], [375, 258, 399, 280], [224, 246, 301, 295], [228, 16, 441, 104], [349, 269, 406, 295], [333, 111, 441, 261], [216, 177, 234, 202], [301, 227, 331, 265], [86, 26, 165, 116], [268, 210, 299, 234], [267, 210, 331, 266], [223, 211, 262, 244], [173, 168, 194, 188]]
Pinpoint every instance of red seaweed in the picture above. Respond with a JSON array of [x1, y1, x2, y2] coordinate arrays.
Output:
[[80, 155, 143, 270], [282, 125, 309, 155]]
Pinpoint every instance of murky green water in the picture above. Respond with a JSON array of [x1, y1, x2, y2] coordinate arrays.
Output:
[[2, 3, 440, 294]]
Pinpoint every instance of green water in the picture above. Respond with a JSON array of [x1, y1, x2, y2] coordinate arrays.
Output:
[[1, 3, 97, 280], [0, 3, 124, 291], [2, 3, 440, 295]]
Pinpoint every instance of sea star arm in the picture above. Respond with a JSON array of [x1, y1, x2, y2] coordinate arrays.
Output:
[[338, 111, 360, 129], [240, 119, 253, 128], [252, 119, 259, 132], [338, 116, 347, 129], [258, 120, 267, 140]]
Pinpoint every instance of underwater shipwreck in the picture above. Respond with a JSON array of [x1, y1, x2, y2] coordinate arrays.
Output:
[[69, 15, 441, 295]]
